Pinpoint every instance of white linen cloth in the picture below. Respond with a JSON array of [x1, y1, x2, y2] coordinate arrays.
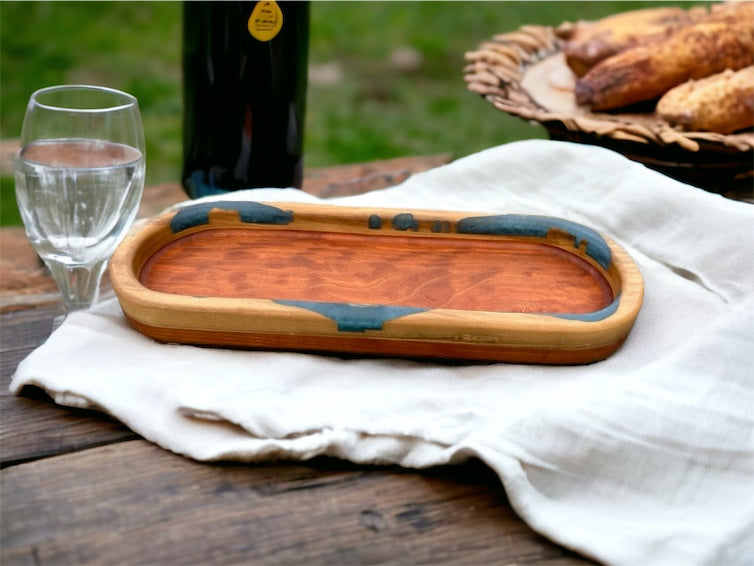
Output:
[[12, 140, 754, 566]]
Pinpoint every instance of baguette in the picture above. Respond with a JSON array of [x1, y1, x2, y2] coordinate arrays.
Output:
[[557, 6, 699, 77], [657, 66, 754, 134], [575, 19, 754, 111]]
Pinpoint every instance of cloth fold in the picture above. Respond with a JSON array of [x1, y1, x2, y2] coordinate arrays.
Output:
[[12, 140, 754, 566]]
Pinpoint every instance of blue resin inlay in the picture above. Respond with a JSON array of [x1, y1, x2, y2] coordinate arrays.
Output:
[[392, 213, 419, 231], [170, 201, 293, 233], [368, 214, 382, 229], [275, 300, 427, 332], [456, 214, 612, 270], [551, 295, 621, 322]]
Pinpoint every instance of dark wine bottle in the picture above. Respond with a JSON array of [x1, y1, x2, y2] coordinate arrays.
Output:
[[182, 1, 309, 198]]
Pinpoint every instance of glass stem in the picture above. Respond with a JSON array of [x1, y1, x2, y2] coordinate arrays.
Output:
[[46, 259, 108, 312]]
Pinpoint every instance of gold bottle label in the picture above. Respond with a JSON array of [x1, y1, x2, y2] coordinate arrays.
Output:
[[248, 1, 283, 42]]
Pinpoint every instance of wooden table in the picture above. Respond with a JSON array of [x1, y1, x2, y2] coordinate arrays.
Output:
[[1, 155, 594, 564]]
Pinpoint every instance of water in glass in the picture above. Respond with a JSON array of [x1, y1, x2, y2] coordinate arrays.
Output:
[[14, 85, 145, 313]]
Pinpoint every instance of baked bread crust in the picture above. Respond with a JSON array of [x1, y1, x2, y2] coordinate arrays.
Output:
[[657, 66, 754, 134], [575, 18, 754, 111], [557, 6, 700, 77]]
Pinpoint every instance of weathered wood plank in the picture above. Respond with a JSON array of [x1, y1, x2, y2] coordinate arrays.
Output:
[[303, 153, 453, 198], [0, 303, 63, 353], [1, 306, 136, 467], [0, 386, 137, 467], [1, 440, 592, 565]]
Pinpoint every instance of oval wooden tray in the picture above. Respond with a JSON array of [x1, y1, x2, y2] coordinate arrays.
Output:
[[110, 200, 643, 364]]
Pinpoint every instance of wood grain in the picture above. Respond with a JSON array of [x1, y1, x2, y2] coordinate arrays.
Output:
[[140, 228, 613, 314], [0, 305, 136, 467], [1, 440, 593, 565]]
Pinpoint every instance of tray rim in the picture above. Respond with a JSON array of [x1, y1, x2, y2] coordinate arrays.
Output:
[[110, 200, 644, 364]]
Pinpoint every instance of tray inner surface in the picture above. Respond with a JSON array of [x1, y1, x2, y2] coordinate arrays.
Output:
[[139, 228, 614, 314]]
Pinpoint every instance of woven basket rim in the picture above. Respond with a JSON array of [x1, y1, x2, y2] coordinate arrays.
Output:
[[463, 24, 754, 154]]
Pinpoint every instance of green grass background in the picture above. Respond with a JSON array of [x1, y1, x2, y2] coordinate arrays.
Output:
[[1, 1, 698, 226]]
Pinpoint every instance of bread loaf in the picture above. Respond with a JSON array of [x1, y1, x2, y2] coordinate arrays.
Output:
[[557, 6, 699, 77], [575, 19, 754, 111], [657, 66, 754, 134]]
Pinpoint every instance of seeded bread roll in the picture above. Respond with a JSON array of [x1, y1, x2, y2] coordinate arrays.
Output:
[[575, 19, 754, 111], [557, 6, 699, 77], [657, 66, 754, 134]]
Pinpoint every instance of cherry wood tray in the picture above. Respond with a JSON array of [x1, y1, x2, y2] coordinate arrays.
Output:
[[109, 200, 643, 364]]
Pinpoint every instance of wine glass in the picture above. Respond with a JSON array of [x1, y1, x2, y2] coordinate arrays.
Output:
[[14, 85, 145, 315]]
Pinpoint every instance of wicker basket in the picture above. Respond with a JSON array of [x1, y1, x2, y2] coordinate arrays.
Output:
[[464, 25, 754, 197]]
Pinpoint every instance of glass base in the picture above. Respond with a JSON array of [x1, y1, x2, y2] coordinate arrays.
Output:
[[45, 259, 108, 313]]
